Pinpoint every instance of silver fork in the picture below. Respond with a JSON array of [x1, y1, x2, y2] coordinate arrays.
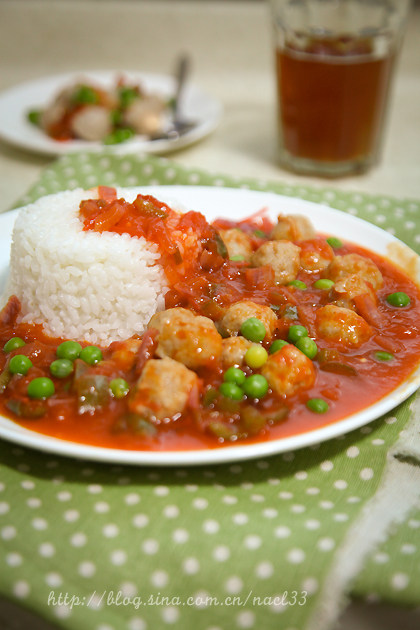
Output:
[[151, 55, 197, 141]]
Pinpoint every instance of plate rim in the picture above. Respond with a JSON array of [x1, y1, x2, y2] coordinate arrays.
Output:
[[0, 185, 419, 466], [0, 70, 223, 156]]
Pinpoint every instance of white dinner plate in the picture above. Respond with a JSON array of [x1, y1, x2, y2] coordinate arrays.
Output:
[[0, 186, 419, 466], [0, 71, 223, 156]]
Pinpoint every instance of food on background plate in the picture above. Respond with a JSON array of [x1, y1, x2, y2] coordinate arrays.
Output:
[[27, 77, 171, 144], [0, 187, 419, 452]]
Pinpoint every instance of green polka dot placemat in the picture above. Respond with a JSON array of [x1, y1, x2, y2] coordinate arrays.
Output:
[[352, 505, 420, 607], [1, 151, 419, 630]]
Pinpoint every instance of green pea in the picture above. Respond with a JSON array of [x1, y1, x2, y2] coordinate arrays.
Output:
[[110, 109, 122, 126], [295, 336, 318, 360], [3, 337, 25, 353], [50, 359, 74, 379], [253, 229, 266, 238], [79, 346, 103, 365], [118, 86, 139, 108], [288, 280, 307, 290], [103, 128, 134, 145], [374, 351, 394, 362], [326, 237, 343, 249], [27, 110, 41, 126], [9, 355, 32, 375], [223, 367, 246, 386], [288, 325, 308, 343], [243, 374, 269, 399], [306, 398, 329, 414], [269, 339, 289, 354], [56, 340, 82, 361], [245, 344, 268, 369], [240, 318, 267, 343], [219, 382, 244, 401], [27, 377, 55, 399], [386, 292, 410, 308], [110, 378, 130, 399], [72, 85, 98, 105], [313, 279, 335, 290]]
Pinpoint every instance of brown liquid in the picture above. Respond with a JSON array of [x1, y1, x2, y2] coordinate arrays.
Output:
[[276, 37, 395, 164]]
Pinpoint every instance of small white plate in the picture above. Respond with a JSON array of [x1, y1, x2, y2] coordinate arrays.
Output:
[[0, 186, 419, 466], [0, 71, 223, 156]]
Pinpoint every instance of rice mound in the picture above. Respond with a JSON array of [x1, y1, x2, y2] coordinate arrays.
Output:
[[3, 188, 169, 345]]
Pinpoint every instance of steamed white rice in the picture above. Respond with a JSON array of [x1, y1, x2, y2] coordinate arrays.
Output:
[[2, 188, 169, 345]]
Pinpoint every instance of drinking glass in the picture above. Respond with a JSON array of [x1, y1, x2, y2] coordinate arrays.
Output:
[[270, 0, 411, 176]]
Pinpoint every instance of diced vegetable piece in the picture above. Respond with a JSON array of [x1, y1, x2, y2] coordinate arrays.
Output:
[[316, 348, 340, 364], [208, 421, 238, 440], [74, 373, 109, 413], [326, 237, 343, 249], [214, 233, 228, 259], [6, 398, 46, 419], [202, 387, 218, 407], [282, 305, 298, 320], [320, 362, 358, 376], [240, 405, 266, 436], [126, 415, 158, 436], [265, 405, 289, 425], [0, 367, 12, 393]]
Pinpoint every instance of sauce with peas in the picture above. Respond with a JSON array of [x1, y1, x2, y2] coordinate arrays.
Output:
[[0, 188, 419, 451]]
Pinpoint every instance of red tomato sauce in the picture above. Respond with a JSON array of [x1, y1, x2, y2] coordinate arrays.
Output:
[[0, 190, 419, 451]]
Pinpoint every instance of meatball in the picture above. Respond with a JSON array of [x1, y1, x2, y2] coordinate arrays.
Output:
[[333, 274, 377, 303], [70, 106, 112, 141], [315, 304, 372, 348], [129, 357, 198, 421], [326, 254, 383, 291], [218, 228, 253, 262], [261, 344, 316, 398], [149, 307, 222, 369], [221, 336, 253, 367], [271, 214, 315, 242], [219, 300, 278, 340], [299, 239, 334, 274], [251, 241, 300, 285]]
